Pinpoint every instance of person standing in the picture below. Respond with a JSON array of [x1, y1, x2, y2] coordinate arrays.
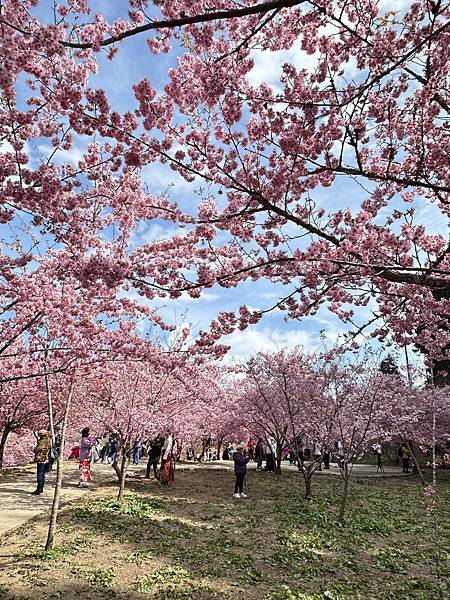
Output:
[[227, 442, 235, 461], [247, 438, 256, 461], [133, 440, 143, 465], [335, 440, 344, 469], [145, 436, 163, 479], [79, 427, 95, 487], [323, 447, 330, 470], [31, 429, 52, 495], [314, 443, 322, 471], [97, 432, 108, 463], [373, 442, 384, 473], [254, 438, 264, 470], [159, 431, 174, 486], [233, 444, 250, 498], [46, 425, 62, 473], [264, 435, 276, 472], [401, 443, 410, 473], [107, 433, 118, 464]]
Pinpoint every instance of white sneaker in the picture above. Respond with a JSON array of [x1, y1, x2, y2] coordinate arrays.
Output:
[[232, 493, 241, 498], [240, 493, 247, 498]]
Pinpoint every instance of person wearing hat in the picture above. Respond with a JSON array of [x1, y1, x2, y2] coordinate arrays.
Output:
[[233, 444, 250, 499], [31, 429, 52, 495]]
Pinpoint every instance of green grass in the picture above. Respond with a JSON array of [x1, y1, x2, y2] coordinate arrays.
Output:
[[0, 467, 448, 599]]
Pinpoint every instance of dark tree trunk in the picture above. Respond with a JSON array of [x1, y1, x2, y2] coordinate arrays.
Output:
[[111, 456, 121, 480], [0, 425, 12, 471], [304, 473, 313, 500], [117, 448, 129, 502], [198, 438, 207, 462], [299, 464, 313, 500], [275, 446, 282, 475], [406, 440, 426, 486], [217, 436, 224, 461]]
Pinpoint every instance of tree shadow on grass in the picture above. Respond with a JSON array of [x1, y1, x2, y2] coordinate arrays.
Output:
[[5, 469, 446, 600]]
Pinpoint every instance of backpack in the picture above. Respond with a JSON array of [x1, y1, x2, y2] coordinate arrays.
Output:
[[48, 445, 58, 462]]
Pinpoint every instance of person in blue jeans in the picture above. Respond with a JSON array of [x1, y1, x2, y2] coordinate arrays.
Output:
[[233, 444, 250, 499], [133, 440, 143, 465], [31, 429, 51, 495]]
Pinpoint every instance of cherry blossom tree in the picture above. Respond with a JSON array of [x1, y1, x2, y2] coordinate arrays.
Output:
[[76, 357, 211, 501], [240, 348, 337, 497], [1, 0, 448, 377], [0, 369, 47, 469]]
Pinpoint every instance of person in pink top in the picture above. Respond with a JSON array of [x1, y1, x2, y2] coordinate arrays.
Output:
[[79, 427, 95, 487]]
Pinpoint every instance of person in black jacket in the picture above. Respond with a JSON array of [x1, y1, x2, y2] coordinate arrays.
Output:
[[145, 435, 164, 479], [233, 444, 250, 498]]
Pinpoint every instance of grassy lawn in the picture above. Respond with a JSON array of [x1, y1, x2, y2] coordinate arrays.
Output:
[[0, 467, 448, 599]]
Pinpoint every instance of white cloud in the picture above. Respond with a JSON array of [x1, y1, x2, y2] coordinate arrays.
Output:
[[36, 139, 86, 167], [415, 202, 447, 237], [248, 46, 319, 90], [378, 0, 411, 11], [221, 325, 318, 364], [140, 161, 195, 199], [179, 291, 220, 304]]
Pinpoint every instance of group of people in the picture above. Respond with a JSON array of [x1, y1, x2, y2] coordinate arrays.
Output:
[[30, 428, 176, 495], [224, 436, 336, 472], [31, 426, 443, 497]]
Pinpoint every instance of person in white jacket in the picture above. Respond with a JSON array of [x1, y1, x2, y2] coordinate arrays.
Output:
[[159, 432, 174, 485]]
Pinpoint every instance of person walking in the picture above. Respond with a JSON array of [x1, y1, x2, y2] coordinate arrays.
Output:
[[232, 444, 250, 498], [145, 435, 163, 479], [79, 427, 95, 487], [159, 431, 174, 486], [31, 429, 52, 495]]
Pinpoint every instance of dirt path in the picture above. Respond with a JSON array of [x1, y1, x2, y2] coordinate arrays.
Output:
[[0, 461, 115, 536], [0, 459, 408, 537]]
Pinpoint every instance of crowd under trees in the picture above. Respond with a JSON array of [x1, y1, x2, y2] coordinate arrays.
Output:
[[0, 0, 449, 548]]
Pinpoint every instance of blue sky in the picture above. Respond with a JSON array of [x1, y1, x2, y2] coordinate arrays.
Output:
[[3, 0, 441, 370]]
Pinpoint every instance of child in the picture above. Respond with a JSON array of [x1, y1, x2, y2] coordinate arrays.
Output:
[[233, 444, 250, 499]]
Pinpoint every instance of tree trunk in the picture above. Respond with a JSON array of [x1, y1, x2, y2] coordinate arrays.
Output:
[[198, 439, 206, 462], [117, 448, 129, 502], [275, 447, 282, 475], [300, 466, 313, 500], [304, 474, 313, 500], [217, 436, 224, 461], [44, 361, 55, 444], [406, 441, 426, 486], [0, 425, 12, 471], [45, 380, 74, 550], [111, 456, 121, 480], [338, 471, 351, 525]]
